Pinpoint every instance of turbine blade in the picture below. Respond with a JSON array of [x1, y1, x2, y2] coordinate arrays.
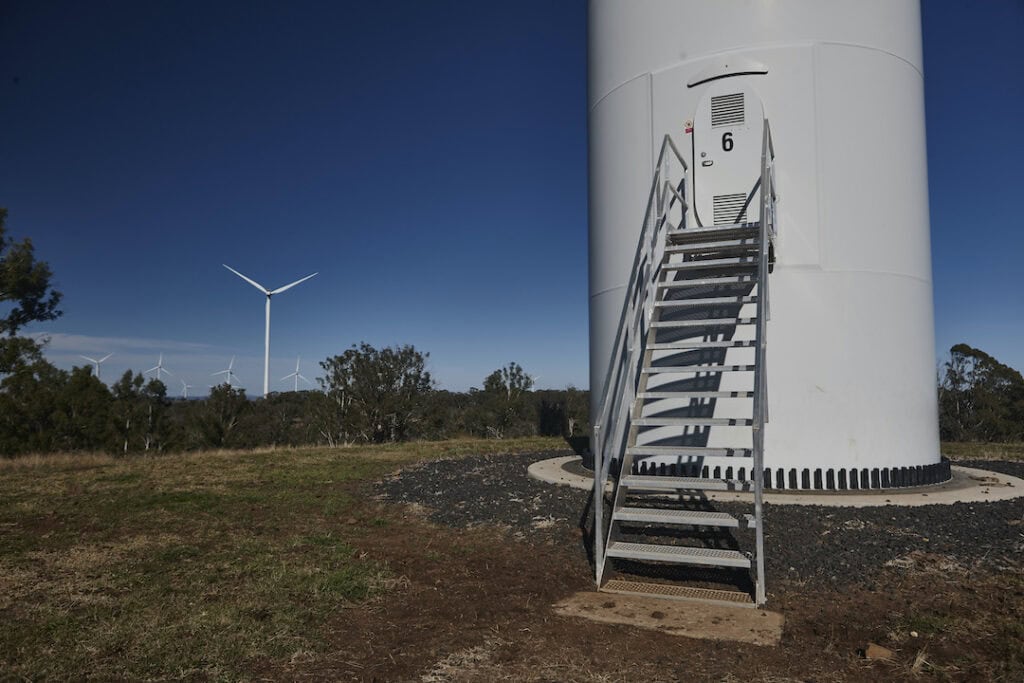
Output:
[[80, 355, 98, 364], [99, 353, 113, 363], [147, 366, 159, 373], [223, 264, 269, 294], [281, 372, 297, 381], [270, 272, 318, 295]]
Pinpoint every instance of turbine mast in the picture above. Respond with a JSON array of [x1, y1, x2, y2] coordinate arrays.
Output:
[[264, 293, 271, 397]]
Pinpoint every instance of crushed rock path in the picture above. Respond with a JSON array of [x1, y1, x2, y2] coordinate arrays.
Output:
[[376, 452, 1024, 589]]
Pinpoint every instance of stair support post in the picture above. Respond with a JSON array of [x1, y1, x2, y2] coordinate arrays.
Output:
[[593, 423, 606, 585]]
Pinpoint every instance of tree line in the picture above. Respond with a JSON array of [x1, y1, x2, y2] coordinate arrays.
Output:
[[4, 208, 1022, 456], [0, 353, 589, 455]]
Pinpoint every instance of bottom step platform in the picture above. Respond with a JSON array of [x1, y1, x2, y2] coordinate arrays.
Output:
[[601, 579, 754, 607]]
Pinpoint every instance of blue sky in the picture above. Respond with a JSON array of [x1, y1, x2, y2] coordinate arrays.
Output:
[[921, 0, 1024, 376], [1, 1, 1021, 394]]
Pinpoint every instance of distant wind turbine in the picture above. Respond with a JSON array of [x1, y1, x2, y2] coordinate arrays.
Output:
[[212, 356, 240, 388], [145, 353, 172, 383], [223, 264, 317, 397], [180, 379, 193, 399], [80, 353, 113, 380], [281, 356, 314, 392]]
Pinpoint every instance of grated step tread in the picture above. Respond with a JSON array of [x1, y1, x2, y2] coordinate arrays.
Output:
[[649, 340, 757, 350], [638, 391, 755, 399], [634, 417, 754, 427], [620, 474, 754, 491], [657, 275, 757, 288], [667, 224, 760, 245], [614, 507, 754, 529], [643, 364, 756, 374], [651, 318, 756, 328], [655, 296, 757, 307], [664, 239, 761, 255], [663, 257, 759, 271], [626, 446, 753, 458], [606, 541, 751, 568]]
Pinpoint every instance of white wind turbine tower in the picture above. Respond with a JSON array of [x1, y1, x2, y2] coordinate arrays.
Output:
[[79, 353, 113, 381], [281, 356, 314, 392], [180, 379, 193, 399], [145, 353, 172, 383], [223, 264, 318, 397], [212, 356, 240, 388]]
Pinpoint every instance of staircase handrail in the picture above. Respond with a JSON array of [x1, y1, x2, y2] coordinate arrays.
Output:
[[751, 118, 776, 605], [592, 134, 688, 572]]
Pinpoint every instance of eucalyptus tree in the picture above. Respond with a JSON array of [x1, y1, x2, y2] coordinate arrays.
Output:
[[478, 362, 535, 438], [319, 343, 434, 443], [0, 208, 63, 373]]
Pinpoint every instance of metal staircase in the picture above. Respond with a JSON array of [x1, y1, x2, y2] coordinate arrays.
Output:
[[592, 123, 777, 607]]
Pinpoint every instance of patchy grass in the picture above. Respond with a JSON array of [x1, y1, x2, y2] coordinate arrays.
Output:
[[0, 437, 565, 680], [5, 435, 1024, 681], [872, 567, 1024, 681], [942, 441, 1024, 462]]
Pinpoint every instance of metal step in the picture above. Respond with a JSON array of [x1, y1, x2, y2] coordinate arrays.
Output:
[[634, 417, 754, 427], [649, 340, 756, 350], [626, 445, 753, 458], [600, 579, 755, 607], [655, 295, 757, 308], [637, 391, 755, 399], [665, 239, 760, 255], [658, 275, 757, 288], [667, 224, 759, 244], [662, 257, 758, 271], [606, 541, 751, 568], [620, 474, 754, 492], [643, 364, 755, 374], [651, 318, 756, 328], [614, 507, 755, 529]]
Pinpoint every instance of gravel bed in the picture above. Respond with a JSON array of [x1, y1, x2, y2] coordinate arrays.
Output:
[[376, 451, 588, 543], [376, 453, 1024, 588], [958, 459, 1024, 479]]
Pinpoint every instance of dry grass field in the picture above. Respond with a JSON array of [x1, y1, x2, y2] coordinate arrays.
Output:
[[1, 439, 1021, 681]]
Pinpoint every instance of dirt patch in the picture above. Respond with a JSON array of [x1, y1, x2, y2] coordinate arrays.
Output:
[[553, 591, 784, 646], [283, 494, 1023, 681]]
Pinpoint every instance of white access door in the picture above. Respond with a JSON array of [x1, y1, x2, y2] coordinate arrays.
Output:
[[691, 83, 765, 227]]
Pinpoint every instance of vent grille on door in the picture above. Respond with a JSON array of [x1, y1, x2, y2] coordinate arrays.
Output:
[[713, 193, 748, 225], [711, 93, 744, 127]]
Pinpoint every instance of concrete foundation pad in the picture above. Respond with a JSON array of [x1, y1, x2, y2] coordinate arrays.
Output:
[[553, 590, 784, 646], [528, 456, 1024, 507]]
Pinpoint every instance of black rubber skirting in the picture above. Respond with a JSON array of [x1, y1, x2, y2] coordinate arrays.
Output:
[[621, 457, 953, 490]]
